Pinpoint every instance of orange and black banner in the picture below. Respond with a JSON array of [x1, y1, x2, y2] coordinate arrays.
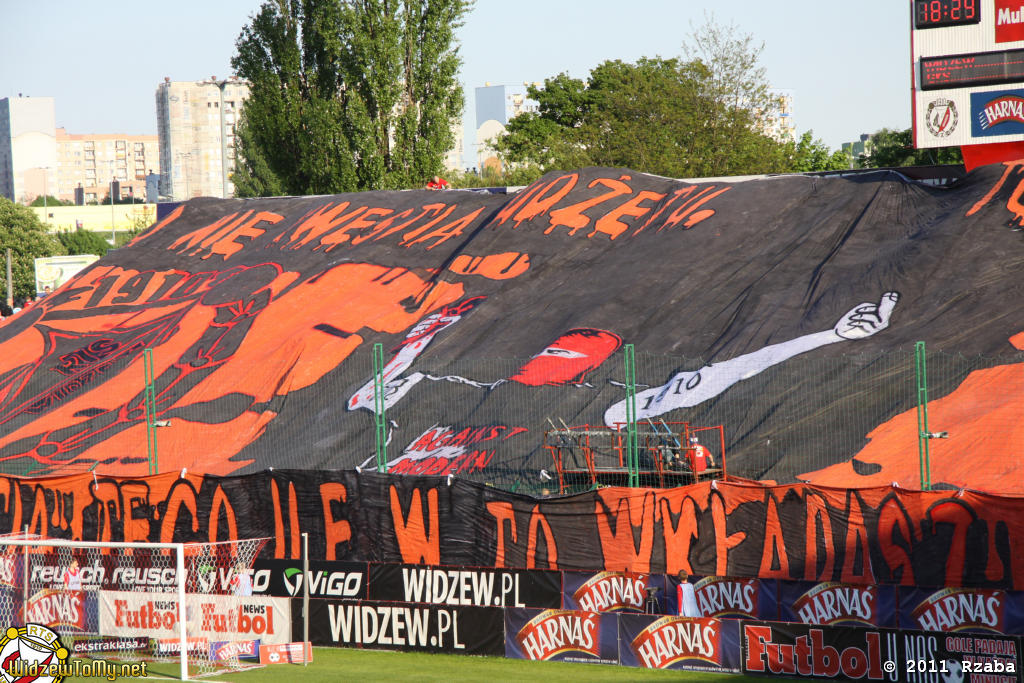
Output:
[[1, 471, 1022, 589]]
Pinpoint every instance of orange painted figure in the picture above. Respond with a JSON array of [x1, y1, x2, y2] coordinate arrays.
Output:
[[803, 332, 1024, 494]]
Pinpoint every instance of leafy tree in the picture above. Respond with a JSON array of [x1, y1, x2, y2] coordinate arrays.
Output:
[[57, 228, 110, 257], [232, 0, 471, 196], [859, 127, 963, 168], [494, 56, 796, 179], [128, 205, 156, 233], [98, 191, 144, 205], [0, 197, 66, 301], [491, 73, 589, 169], [29, 195, 71, 207], [786, 132, 850, 172], [493, 19, 847, 179], [231, 1, 353, 197], [682, 15, 779, 177], [111, 206, 157, 248], [447, 164, 544, 189]]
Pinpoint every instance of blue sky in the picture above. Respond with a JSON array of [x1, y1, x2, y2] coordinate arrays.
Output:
[[0, 0, 909, 166]]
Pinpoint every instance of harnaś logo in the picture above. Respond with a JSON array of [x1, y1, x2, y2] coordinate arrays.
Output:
[[971, 89, 1024, 137]]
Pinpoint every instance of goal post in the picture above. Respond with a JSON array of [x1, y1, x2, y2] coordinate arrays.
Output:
[[0, 534, 272, 680], [0, 537, 189, 680]]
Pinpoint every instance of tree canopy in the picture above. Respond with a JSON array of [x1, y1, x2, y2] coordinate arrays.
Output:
[[492, 20, 846, 180], [28, 195, 72, 207], [231, 0, 471, 197], [57, 228, 111, 257], [0, 197, 66, 301], [98, 192, 144, 205], [858, 128, 963, 168]]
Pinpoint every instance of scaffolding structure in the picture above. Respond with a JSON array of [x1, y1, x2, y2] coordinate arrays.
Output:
[[542, 419, 726, 494]]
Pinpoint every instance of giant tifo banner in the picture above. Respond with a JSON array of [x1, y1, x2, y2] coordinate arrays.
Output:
[[4, 471, 1024, 589], [1, 165, 1024, 494]]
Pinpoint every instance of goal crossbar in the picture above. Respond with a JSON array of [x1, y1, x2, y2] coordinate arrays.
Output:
[[0, 539, 186, 550]]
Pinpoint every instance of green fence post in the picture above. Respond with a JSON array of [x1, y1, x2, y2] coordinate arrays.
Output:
[[624, 344, 638, 488], [144, 348, 157, 475], [373, 343, 387, 473], [915, 341, 931, 491]]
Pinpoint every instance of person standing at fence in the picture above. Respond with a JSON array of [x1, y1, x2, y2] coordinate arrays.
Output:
[[230, 564, 253, 596], [63, 558, 82, 592], [677, 570, 699, 617], [689, 436, 714, 473]]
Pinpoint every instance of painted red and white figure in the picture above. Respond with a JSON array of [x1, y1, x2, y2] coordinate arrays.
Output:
[[604, 293, 900, 425]]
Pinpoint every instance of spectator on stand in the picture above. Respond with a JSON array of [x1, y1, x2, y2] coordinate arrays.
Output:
[[230, 564, 253, 596], [676, 570, 699, 617], [63, 558, 82, 592], [689, 436, 714, 473]]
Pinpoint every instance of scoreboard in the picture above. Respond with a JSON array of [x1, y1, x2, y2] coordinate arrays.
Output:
[[912, 0, 1024, 148]]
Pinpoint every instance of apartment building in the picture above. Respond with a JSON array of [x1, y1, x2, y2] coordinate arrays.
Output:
[[55, 129, 158, 204], [0, 96, 57, 203], [760, 91, 796, 143], [474, 83, 539, 173], [444, 121, 465, 173], [0, 96, 158, 204], [156, 78, 250, 201]]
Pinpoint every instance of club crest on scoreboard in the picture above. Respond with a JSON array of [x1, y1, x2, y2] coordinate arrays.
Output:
[[925, 98, 958, 137]]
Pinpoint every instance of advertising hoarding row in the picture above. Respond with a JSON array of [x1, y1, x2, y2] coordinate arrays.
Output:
[[8, 560, 1024, 637]]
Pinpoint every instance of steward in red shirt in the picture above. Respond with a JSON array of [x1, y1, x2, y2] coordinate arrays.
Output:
[[425, 175, 450, 190]]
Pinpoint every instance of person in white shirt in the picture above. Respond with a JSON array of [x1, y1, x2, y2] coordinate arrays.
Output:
[[63, 559, 82, 591], [676, 570, 699, 617], [230, 565, 253, 596]]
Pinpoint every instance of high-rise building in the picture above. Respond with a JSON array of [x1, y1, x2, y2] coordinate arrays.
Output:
[[443, 121, 464, 173], [55, 129, 158, 204], [760, 91, 796, 143], [842, 133, 876, 165], [0, 96, 158, 205], [474, 83, 539, 172], [156, 77, 250, 201], [0, 96, 57, 203]]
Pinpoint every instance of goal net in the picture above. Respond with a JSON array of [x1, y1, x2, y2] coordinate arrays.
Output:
[[0, 534, 275, 680]]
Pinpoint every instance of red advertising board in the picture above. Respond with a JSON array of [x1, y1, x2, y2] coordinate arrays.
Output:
[[259, 642, 312, 664], [996, 0, 1024, 43]]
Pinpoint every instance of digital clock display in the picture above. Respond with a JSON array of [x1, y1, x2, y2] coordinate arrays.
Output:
[[914, 0, 980, 29]]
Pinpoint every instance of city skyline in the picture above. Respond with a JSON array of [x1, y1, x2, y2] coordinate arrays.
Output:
[[0, 1, 910, 170]]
